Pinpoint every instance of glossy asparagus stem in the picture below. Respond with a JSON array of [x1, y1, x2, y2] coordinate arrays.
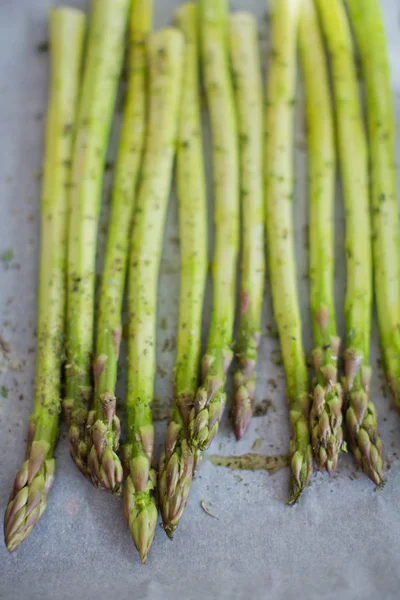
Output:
[[124, 28, 184, 562], [299, 0, 343, 473], [64, 0, 130, 477], [316, 0, 383, 485], [230, 12, 265, 441], [264, 0, 312, 504], [346, 0, 400, 409], [187, 0, 239, 452], [87, 0, 152, 495], [158, 3, 208, 538], [4, 8, 85, 551]]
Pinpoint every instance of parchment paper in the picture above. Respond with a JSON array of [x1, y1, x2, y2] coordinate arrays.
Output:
[[1, 1, 400, 599]]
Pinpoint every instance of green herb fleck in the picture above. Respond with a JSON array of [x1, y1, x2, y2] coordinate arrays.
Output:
[[36, 40, 49, 53], [1, 250, 14, 265]]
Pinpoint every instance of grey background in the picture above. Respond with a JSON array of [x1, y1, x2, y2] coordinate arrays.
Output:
[[1, 0, 400, 599]]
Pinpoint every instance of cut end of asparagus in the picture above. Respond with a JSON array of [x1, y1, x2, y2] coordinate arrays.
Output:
[[4, 441, 55, 551], [310, 347, 344, 474], [158, 423, 194, 537], [346, 392, 385, 487], [124, 459, 158, 563]]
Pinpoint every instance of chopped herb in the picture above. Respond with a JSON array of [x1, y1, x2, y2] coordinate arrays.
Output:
[[1, 250, 14, 265], [36, 40, 49, 53]]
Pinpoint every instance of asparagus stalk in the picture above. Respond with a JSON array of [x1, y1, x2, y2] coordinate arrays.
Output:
[[187, 0, 239, 452], [229, 13, 264, 441], [4, 8, 85, 551], [124, 28, 184, 563], [315, 0, 384, 485], [64, 0, 130, 477], [264, 0, 312, 504], [158, 3, 208, 538], [299, 0, 343, 473], [87, 0, 152, 495], [345, 4, 400, 408]]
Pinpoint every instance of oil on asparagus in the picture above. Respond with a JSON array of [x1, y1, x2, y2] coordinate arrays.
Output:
[[158, 3, 208, 539], [316, 0, 384, 485], [124, 28, 184, 563], [63, 0, 130, 477], [299, 0, 343, 473], [86, 0, 152, 495], [264, 0, 312, 503], [4, 8, 85, 551], [187, 0, 239, 452], [229, 12, 265, 441]]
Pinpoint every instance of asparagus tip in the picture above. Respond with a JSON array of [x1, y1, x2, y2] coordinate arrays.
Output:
[[87, 417, 123, 494], [287, 477, 308, 505], [346, 391, 385, 487], [124, 469, 158, 563], [4, 449, 55, 551], [158, 430, 194, 538]]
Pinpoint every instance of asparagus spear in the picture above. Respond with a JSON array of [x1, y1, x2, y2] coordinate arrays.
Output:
[[346, 4, 400, 409], [124, 28, 184, 563], [264, 0, 312, 504], [229, 12, 264, 441], [299, 0, 343, 473], [187, 0, 239, 452], [64, 0, 130, 477], [87, 0, 152, 495], [158, 3, 208, 538], [315, 0, 384, 485], [4, 8, 85, 551]]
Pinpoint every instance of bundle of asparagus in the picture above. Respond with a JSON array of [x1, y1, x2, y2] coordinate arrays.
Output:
[[5, 0, 399, 560], [64, 0, 130, 477], [4, 8, 86, 551], [124, 28, 184, 563], [316, 0, 384, 486], [264, 0, 312, 503], [86, 0, 153, 495], [158, 3, 208, 539]]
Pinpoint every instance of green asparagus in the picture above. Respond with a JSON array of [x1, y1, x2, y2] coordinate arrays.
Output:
[[4, 8, 85, 551], [158, 3, 208, 538], [316, 0, 383, 485], [87, 0, 152, 495], [299, 0, 343, 473], [64, 0, 130, 477], [264, 0, 312, 503], [229, 12, 264, 441], [346, 1, 400, 412], [124, 28, 184, 562], [187, 0, 239, 452]]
